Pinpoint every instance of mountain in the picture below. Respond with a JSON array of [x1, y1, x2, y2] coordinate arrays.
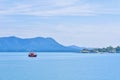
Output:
[[68, 45, 85, 50], [0, 36, 81, 52]]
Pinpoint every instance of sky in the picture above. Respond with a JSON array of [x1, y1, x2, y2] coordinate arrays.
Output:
[[0, 0, 120, 48]]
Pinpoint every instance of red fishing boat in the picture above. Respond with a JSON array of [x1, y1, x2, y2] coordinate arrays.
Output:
[[28, 52, 37, 57]]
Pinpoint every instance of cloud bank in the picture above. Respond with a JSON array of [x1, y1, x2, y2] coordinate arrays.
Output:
[[0, 0, 120, 16]]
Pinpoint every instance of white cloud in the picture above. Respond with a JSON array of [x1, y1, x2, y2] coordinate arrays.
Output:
[[0, 0, 120, 16], [25, 4, 95, 16], [93, 8, 120, 14], [51, 0, 79, 7], [0, 3, 96, 16]]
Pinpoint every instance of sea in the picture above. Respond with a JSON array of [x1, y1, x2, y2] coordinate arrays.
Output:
[[0, 52, 120, 80]]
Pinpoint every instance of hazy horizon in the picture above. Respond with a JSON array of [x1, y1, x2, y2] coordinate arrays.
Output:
[[0, 0, 120, 47]]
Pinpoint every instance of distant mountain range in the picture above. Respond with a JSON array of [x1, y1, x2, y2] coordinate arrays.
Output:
[[0, 36, 82, 52]]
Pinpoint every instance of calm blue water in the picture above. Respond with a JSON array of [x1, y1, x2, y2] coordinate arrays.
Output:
[[0, 52, 120, 80]]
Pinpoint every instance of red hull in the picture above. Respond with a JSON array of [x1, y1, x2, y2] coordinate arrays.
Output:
[[28, 52, 37, 57]]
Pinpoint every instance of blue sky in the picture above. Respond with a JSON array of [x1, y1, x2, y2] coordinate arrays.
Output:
[[0, 0, 120, 47]]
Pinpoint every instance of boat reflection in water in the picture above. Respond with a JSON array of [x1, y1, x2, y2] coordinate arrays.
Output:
[[28, 52, 37, 57]]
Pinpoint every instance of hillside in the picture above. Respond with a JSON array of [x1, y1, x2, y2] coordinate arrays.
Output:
[[0, 36, 81, 52]]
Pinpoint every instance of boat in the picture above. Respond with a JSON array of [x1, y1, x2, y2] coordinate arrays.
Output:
[[28, 52, 37, 57]]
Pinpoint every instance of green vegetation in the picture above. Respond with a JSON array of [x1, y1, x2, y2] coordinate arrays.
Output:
[[81, 46, 120, 53]]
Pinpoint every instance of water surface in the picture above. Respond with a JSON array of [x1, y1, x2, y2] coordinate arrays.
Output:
[[0, 52, 120, 80]]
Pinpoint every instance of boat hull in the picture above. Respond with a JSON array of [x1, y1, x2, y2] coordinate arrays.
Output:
[[28, 52, 37, 57]]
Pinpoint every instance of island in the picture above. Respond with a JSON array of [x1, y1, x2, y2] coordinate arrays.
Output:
[[81, 46, 120, 53]]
